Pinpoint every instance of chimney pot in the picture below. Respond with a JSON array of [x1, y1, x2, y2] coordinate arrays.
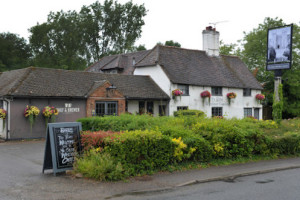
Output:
[[206, 26, 213, 31]]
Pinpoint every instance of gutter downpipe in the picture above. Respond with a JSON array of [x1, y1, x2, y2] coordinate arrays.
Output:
[[2, 99, 10, 141]]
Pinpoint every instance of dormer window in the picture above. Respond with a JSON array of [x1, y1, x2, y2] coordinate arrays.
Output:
[[132, 57, 136, 66]]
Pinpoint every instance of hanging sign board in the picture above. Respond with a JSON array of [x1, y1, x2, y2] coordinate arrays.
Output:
[[42, 122, 82, 175], [266, 24, 293, 71]]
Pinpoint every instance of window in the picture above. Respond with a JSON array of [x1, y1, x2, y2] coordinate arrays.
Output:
[[212, 87, 222, 96], [177, 84, 189, 95], [139, 101, 145, 114], [159, 105, 166, 116], [104, 69, 118, 74], [0, 100, 3, 108], [147, 101, 154, 114], [243, 88, 251, 96], [212, 107, 223, 117], [95, 102, 118, 116], [177, 106, 188, 111], [244, 108, 252, 118]]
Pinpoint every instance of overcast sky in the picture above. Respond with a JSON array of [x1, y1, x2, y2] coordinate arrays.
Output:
[[0, 0, 299, 50]]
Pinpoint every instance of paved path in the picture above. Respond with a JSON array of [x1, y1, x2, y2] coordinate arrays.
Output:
[[1, 140, 300, 200]]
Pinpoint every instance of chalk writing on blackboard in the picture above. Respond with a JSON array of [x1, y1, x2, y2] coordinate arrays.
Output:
[[54, 126, 79, 169]]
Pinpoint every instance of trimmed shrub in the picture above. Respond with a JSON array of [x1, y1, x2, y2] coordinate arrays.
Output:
[[77, 114, 168, 132], [182, 134, 213, 161], [74, 151, 124, 181], [268, 133, 300, 156], [192, 118, 268, 158], [158, 125, 213, 161], [174, 109, 205, 117], [80, 130, 120, 151], [103, 130, 175, 175]]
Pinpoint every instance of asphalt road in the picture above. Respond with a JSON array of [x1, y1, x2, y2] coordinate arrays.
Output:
[[0, 140, 111, 200], [116, 168, 300, 200]]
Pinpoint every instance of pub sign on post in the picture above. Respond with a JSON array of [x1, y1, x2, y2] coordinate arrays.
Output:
[[43, 122, 82, 175], [266, 24, 293, 71]]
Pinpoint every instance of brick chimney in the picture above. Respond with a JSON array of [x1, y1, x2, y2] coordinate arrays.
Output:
[[202, 26, 220, 57]]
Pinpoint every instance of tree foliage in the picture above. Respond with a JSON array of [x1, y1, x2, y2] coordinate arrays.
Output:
[[164, 40, 181, 47], [0, 32, 32, 72], [29, 0, 147, 70], [219, 40, 237, 56]]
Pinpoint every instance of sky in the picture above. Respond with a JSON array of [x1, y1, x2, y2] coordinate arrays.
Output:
[[0, 0, 299, 50]]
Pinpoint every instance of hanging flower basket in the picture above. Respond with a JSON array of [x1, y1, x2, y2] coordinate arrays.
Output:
[[0, 108, 6, 120], [172, 89, 183, 102], [42, 106, 59, 128], [255, 94, 265, 104], [24, 105, 40, 133], [201, 90, 211, 106], [0, 108, 7, 130], [226, 92, 237, 105]]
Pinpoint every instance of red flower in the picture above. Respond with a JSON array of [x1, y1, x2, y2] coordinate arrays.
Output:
[[201, 90, 211, 98], [255, 94, 265, 100]]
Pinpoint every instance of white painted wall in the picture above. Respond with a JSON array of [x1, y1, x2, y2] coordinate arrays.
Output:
[[170, 84, 263, 119], [128, 100, 168, 117], [127, 100, 139, 114], [134, 64, 171, 96], [134, 64, 262, 119]]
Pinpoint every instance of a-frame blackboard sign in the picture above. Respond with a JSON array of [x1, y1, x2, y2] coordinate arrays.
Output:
[[42, 122, 82, 175]]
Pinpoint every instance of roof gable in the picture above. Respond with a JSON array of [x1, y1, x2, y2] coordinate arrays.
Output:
[[86, 50, 150, 75], [135, 45, 263, 90]]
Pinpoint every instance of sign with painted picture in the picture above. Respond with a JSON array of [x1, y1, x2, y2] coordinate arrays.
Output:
[[266, 24, 293, 71]]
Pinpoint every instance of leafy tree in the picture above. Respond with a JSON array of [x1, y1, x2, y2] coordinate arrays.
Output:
[[219, 40, 237, 56], [164, 40, 181, 47], [29, 0, 147, 70], [129, 44, 147, 52], [30, 11, 86, 70], [0, 32, 32, 71]]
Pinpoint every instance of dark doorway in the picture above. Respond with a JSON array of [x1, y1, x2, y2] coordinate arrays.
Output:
[[254, 108, 260, 120]]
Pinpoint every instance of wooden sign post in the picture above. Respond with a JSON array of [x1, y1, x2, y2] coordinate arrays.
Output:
[[42, 122, 82, 175]]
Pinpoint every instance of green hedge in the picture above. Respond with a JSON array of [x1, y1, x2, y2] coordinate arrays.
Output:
[[103, 130, 175, 175], [174, 109, 205, 117], [77, 114, 168, 131], [75, 115, 300, 181]]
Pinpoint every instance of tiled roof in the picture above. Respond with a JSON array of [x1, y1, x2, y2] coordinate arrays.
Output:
[[86, 50, 150, 75], [135, 45, 263, 90], [0, 67, 170, 100]]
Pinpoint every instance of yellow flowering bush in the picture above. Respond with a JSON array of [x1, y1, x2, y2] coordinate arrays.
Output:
[[214, 143, 224, 157], [172, 137, 196, 161], [259, 120, 278, 129]]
